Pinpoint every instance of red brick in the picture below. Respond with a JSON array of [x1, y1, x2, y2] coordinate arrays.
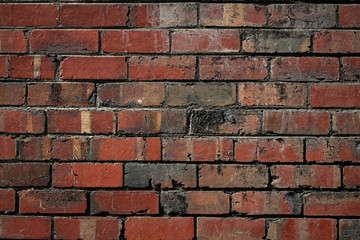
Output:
[[125, 217, 194, 240], [264, 111, 330, 135], [233, 191, 302, 215], [200, 4, 266, 27], [129, 56, 196, 80], [268, 4, 336, 28], [238, 83, 307, 106], [267, 218, 337, 240], [197, 217, 265, 240], [0, 4, 58, 27], [61, 4, 128, 27], [90, 191, 158, 214], [28, 83, 95, 107], [103, 30, 169, 53], [310, 84, 360, 107], [52, 137, 88, 161], [0, 163, 50, 187], [0, 189, 15, 212], [340, 5, 360, 28], [0, 216, 51, 239], [98, 83, 165, 107], [0, 136, 16, 160], [90, 137, 161, 161], [306, 138, 360, 163], [54, 217, 122, 240], [172, 29, 240, 53], [19, 137, 51, 161], [343, 166, 360, 188], [200, 56, 268, 80], [333, 112, 360, 135], [0, 30, 27, 53], [271, 57, 339, 81], [199, 164, 268, 188], [186, 191, 229, 214], [304, 192, 360, 216], [20, 190, 87, 214], [271, 165, 341, 188], [118, 110, 186, 134], [342, 57, 360, 80], [53, 163, 123, 188], [48, 110, 115, 134], [0, 83, 25, 105], [129, 4, 160, 27], [0, 55, 55, 79], [61, 56, 127, 80], [0, 110, 45, 134], [314, 31, 360, 53]]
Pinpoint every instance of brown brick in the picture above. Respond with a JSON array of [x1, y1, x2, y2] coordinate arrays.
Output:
[[0, 30, 27, 53], [342, 57, 360, 80], [310, 84, 360, 107], [0, 216, 51, 239], [0, 110, 45, 134], [0, 189, 15, 212], [314, 31, 360, 53], [340, 5, 360, 28], [187, 191, 229, 214], [343, 166, 360, 188], [19, 137, 51, 161], [0, 83, 25, 105], [339, 219, 360, 240], [0, 136, 16, 160], [333, 112, 360, 135]]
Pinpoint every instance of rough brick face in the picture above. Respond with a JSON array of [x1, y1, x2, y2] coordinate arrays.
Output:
[[0, 216, 51, 239], [0, 31, 27, 53]]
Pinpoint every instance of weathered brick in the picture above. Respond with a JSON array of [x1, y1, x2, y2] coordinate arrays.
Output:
[[200, 56, 268, 80], [304, 192, 360, 216], [0, 189, 15, 212], [339, 219, 360, 240], [0, 136, 16, 160], [19, 137, 51, 160], [129, 56, 196, 80], [20, 190, 87, 214], [343, 166, 360, 188], [61, 56, 127, 80], [28, 83, 95, 107], [0, 163, 50, 187], [125, 217, 194, 240], [238, 83, 307, 106], [342, 57, 360, 80], [310, 84, 360, 107], [103, 30, 169, 53], [53, 163, 123, 188], [0, 110, 45, 134], [0, 216, 51, 239], [333, 112, 360, 135], [313, 31, 360, 53], [243, 30, 310, 53], [125, 163, 196, 188], [90, 191, 158, 214], [0, 30, 27, 53], [340, 5, 360, 29], [98, 83, 165, 107], [52, 137, 88, 161], [200, 3, 266, 27], [199, 164, 268, 188], [61, 4, 128, 27], [0, 83, 25, 105], [172, 29, 240, 53], [264, 111, 330, 135], [271, 165, 341, 188], [167, 83, 236, 106]]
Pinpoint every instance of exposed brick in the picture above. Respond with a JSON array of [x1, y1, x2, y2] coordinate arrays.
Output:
[[103, 30, 169, 53], [0, 136, 17, 160], [0, 216, 51, 239], [339, 219, 360, 240], [90, 191, 158, 214], [271, 165, 341, 188], [0, 163, 50, 187], [54, 217, 122, 240], [52, 137, 88, 161], [197, 217, 265, 240], [125, 217, 194, 240], [333, 112, 360, 135], [340, 6, 360, 29], [53, 163, 123, 188], [125, 163, 196, 188], [243, 30, 310, 53], [200, 56, 268, 80], [310, 84, 360, 107], [0, 30, 27, 53], [304, 192, 360, 216], [0, 83, 25, 105], [313, 31, 360, 53], [48, 110, 116, 134], [0, 189, 15, 212], [61, 4, 128, 27], [233, 191, 302, 215], [19, 137, 51, 161], [129, 4, 160, 27], [172, 29, 240, 53], [0, 4, 59, 27], [0, 110, 45, 134], [20, 190, 87, 214], [61, 56, 127, 80], [342, 57, 360, 80], [264, 111, 331, 135], [129, 56, 196, 80], [28, 83, 95, 107], [167, 83, 236, 106], [187, 191, 229, 214], [343, 166, 360, 188], [199, 164, 268, 188], [271, 57, 339, 81], [98, 83, 165, 107], [200, 4, 266, 27]]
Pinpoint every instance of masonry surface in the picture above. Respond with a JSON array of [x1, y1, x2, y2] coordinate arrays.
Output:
[[0, 0, 359, 239]]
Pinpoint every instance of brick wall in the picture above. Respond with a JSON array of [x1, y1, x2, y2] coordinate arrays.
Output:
[[0, 0, 359, 239]]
